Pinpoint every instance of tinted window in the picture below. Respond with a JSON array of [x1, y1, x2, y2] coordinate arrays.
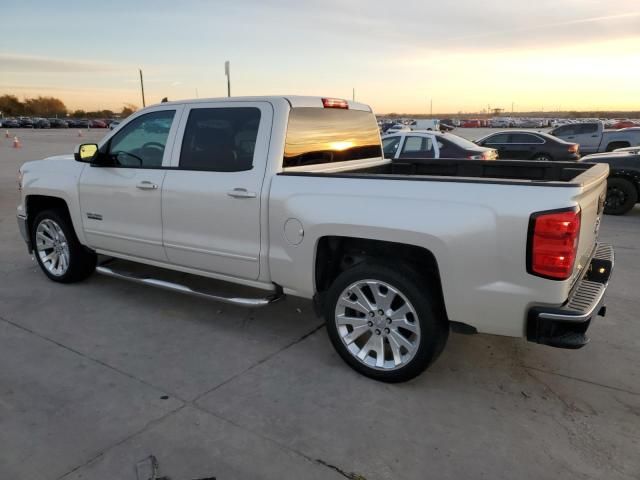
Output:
[[553, 125, 576, 136], [577, 124, 598, 134], [510, 133, 544, 144], [483, 133, 510, 144], [179, 107, 260, 172], [437, 138, 461, 157], [283, 108, 382, 167], [399, 136, 435, 158], [108, 110, 175, 167], [382, 136, 401, 158]]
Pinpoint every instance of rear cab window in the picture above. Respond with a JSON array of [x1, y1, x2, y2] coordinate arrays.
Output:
[[283, 108, 382, 168]]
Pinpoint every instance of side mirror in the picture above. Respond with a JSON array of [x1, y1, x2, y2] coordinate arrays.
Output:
[[74, 143, 99, 162]]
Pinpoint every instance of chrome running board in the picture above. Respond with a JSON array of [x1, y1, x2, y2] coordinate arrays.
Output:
[[96, 260, 283, 307]]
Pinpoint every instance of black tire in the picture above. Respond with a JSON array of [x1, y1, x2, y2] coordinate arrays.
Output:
[[604, 177, 638, 215], [31, 209, 97, 283], [531, 153, 552, 161], [324, 261, 448, 383], [605, 142, 630, 152]]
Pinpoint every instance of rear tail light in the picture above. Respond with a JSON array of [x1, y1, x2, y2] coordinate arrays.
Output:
[[527, 208, 581, 280], [322, 98, 349, 109], [568, 144, 579, 153]]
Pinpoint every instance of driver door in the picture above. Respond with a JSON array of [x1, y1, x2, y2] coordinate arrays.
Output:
[[78, 107, 182, 261]]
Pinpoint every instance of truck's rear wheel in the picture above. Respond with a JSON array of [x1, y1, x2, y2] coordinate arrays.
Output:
[[31, 209, 97, 283], [324, 262, 448, 382], [604, 177, 638, 215]]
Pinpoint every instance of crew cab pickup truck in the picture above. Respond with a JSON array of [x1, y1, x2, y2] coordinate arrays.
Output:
[[16, 96, 614, 382], [550, 121, 640, 154]]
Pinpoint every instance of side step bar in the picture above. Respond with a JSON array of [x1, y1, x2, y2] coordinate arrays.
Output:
[[96, 262, 283, 307]]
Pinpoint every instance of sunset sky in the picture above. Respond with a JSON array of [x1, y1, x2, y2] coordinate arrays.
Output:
[[1, 0, 639, 114]]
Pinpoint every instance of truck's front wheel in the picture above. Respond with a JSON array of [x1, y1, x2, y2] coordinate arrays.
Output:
[[31, 209, 97, 283], [324, 262, 448, 382]]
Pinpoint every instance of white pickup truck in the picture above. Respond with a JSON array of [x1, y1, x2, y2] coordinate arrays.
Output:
[[550, 121, 640, 154], [16, 96, 614, 382]]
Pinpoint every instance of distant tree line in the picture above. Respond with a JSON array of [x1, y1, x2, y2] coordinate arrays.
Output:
[[0, 94, 137, 119]]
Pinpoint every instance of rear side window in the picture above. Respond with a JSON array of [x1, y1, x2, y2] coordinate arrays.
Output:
[[436, 138, 460, 157], [484, 133, 510, 144], [283, 108, 382, 168], [399, 136, 435, 158], [179, 107, 261, 172], [510, 133, 544, 144], [577, 124, 598, 134]]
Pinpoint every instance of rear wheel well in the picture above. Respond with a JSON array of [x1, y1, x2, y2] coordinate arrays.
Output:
[[606, 141, 630, 152], [315, 236, 447, 318]]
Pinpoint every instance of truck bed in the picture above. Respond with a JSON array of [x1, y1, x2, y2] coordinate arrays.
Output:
[[281, 158, 606, 188]]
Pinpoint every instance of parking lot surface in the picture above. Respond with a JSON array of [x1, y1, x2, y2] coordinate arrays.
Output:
[[1, 129, 639, 480]]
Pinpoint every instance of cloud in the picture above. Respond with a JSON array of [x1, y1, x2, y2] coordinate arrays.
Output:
[[0, 54, 127, 74]]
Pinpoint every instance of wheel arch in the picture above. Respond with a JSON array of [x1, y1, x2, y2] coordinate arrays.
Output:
[[609, 170, 640, 197], [313, 236, 449, 321], [25, 195, 86, 244]]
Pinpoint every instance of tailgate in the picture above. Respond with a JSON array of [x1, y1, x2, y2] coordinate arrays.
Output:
[[572, 165, 608, 282]]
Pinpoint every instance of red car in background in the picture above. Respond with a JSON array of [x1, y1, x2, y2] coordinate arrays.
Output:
[[89, 119, 108, 128], [610, 120, 638, 129], [461, 119, 482, 128]]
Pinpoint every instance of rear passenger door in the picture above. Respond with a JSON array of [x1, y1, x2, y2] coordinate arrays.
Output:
[[571, 124, 600, 153], [506, 133, 545, 159], [161, 102, 273, 280]]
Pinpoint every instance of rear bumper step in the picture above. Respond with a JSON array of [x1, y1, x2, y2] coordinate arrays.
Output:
[[527, 243, 614, 349], [96, 259, 283, 307]]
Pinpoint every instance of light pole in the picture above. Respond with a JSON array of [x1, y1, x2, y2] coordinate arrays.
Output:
[[225, 61, 231, 97], [139, 69, 146, 108]]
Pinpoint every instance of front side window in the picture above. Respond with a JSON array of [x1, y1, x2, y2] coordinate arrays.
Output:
[[283, 108, 382, 167], [382, 136, 401, 158], [399, 136, 435, 158], [107, 110, 175, 167], [179, 107, 261, 172]]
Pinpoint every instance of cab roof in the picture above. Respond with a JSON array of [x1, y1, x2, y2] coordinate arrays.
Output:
[[153, 95, 373, 112]]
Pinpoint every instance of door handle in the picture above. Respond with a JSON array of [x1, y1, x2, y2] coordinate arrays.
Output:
[[136, 181, 158, 190], [227, 188, 257, 199]]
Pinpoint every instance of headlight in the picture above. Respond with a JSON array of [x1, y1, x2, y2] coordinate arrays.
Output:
[[17, 169, 23, 191]]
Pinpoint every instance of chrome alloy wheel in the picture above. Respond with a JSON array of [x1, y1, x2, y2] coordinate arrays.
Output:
[[35, 219, 70, 276], [335, 279, 421, 370]]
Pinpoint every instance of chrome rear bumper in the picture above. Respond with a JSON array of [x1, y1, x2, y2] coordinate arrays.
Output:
[[527, 243, 614, 349]]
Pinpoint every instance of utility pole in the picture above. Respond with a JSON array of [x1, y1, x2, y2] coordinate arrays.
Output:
[[195, 88, 199, 98], [430, 98, 433, 117], [512, 101, 514, 113], [225, 61, 231, 97], [352, 88, 355, 101], [139, 69, 146, 108]]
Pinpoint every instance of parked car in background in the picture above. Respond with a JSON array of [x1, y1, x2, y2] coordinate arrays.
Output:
[[18, 117, 34, 128], [33, 118, 51, 129], [609, 120, 638, 129], [490, 118, 514, 128], [109, 120, 121, 130], [614, 146, 640, 154], [71, 119, 90, 128], [385, 123, 411, 134], [48, 118, 69, 128], [461, 119, 482, 128], [549, 121, 640, 153], [1, 118, 20, 128], [410, 119, 440, 131], [474, 131, 579, 161], [89, 119, 108, 128], [580, 150, 640, 214], [383, 131, 498, 160]]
